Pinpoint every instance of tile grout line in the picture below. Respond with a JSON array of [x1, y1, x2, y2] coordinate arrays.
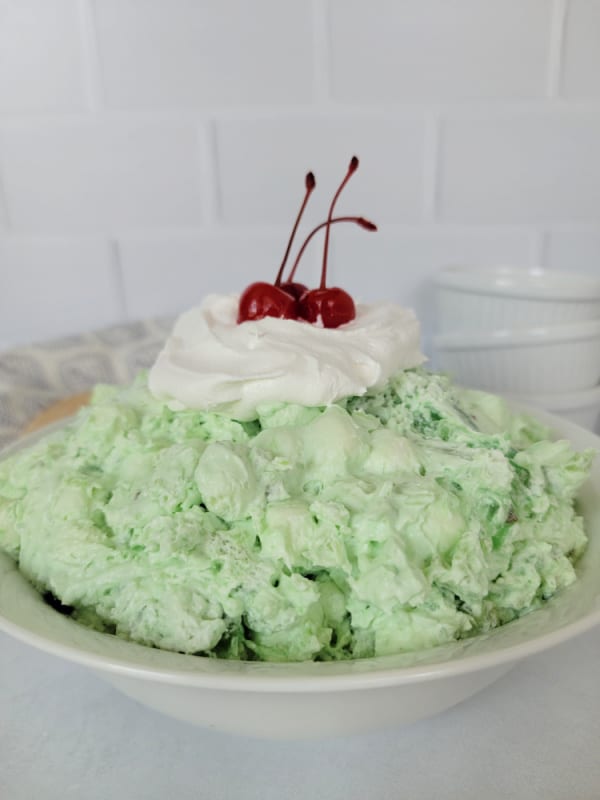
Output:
[[547, 0, 569, 99], [0, 172, 12, 231], [1, 223, 598, 244], [529, 229, 547, 266], [198, 120, 221, 227], [77, 0, 105, 112], [0, 122, 11, 229], [312, 0, 332, 105], [0, 221, 590, 240], [423, 112, 441, 223], [1, 100, 600, 129], [109, 240, 129, 321], [536, 230, 551, 267]]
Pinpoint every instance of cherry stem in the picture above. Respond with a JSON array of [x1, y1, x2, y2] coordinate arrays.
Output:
[[321, 156, 359, 290], [287, 216, 377, 283], [274, 172, 316, 287]]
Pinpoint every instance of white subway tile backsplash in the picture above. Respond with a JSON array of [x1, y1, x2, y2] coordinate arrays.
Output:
[[327, 227, 534, 342], [330, 0, 551, 102], [562, 0, 600, 99], [0, 120, 204, 234], [118, 232, 312, 319], [544, 230, 600, 274], [93, 0, 314, 108], [0, 0, 597, 349], [0, 238, 121, 347], [216, 116, 426, 226], [439, 113, 600, 223], [0, 0, 86, 112]]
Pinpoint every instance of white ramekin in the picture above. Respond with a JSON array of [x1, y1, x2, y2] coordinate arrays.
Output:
[[507, 385, 600, 433], [432, 319, 600, 394], [435, 266, 600, 333]]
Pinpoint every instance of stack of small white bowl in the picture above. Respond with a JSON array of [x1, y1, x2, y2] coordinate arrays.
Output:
[[432, 266, 600, 433]]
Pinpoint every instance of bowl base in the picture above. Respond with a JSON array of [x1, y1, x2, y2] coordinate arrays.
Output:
[[96, 662, 515, 740]]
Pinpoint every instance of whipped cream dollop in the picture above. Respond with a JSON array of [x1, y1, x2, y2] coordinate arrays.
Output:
[[148, 294, 426, 420]]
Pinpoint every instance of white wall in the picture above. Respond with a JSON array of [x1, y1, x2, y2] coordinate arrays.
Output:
[[0, 0, 599, 349]]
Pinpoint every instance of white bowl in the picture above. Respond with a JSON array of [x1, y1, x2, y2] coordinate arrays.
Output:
[[435, 266, 600, 333], [433, 319, 600, 394], [0, 413, 599, 740], [507, 385, 600, 434]]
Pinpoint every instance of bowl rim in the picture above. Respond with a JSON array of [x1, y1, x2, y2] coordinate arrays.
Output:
[[0, 409, 599, 694], [1, 574, 599, 692], [505, 384, 600, 411], [434, 265, 600, 302], [432, 318, 600, 350]]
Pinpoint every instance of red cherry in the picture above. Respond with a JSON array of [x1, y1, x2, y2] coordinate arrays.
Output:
[[237, 282, 298, 323], [236, 157, 377, 329], [278, 281, 309, 301], [238, 172, 315, 325], [298, 287, 356, 328], [296, 156, 362, 329]]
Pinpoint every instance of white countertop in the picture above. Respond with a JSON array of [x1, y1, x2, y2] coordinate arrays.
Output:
[[2, 626, 599, 800]]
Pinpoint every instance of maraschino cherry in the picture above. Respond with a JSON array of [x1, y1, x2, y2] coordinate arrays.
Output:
[[237, 172, 316, 323], [237, 156, 376, 328], [298, 156, 361, 328]]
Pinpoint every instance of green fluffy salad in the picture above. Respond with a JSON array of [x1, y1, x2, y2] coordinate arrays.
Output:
[[0, 369, 593, 662]]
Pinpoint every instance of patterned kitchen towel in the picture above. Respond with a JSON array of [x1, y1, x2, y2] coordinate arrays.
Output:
[[0, 317, 174, 449]]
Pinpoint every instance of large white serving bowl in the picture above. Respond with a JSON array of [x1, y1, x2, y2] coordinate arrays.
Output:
[[435, 266, 600, 333], [433, 319, 600, 394], [0, 414, 599, 740]]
